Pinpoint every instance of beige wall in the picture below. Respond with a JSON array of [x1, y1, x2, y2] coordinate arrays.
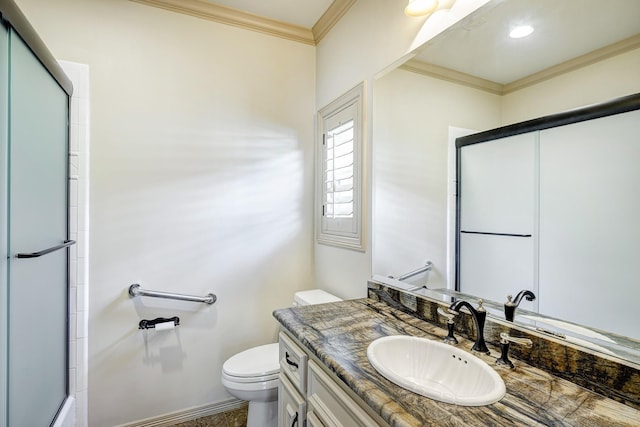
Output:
[[501, 47, 640, 124], [372, 68, 501, 288], [314, 0, 490, 300], [16, 0, 315, 425]]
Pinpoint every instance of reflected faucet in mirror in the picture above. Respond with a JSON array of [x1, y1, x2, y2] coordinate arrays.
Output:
[[449, 299, 489, 354], [504, 290, 536, 322]]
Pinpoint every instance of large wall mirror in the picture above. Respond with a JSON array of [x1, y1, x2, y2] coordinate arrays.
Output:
[[372, 0, 640, 364]]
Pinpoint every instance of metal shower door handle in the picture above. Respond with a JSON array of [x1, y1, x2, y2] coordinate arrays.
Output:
[[16, 240, 76, 258]]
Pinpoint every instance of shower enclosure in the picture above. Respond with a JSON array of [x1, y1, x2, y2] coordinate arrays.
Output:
[[0, 1, 74, 426]]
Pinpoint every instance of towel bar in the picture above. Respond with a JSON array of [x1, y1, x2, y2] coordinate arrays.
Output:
[[128, 284, 216, 305], [397, 260, 433, 281]]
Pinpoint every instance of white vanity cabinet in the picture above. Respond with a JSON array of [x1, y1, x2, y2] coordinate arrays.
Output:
[[278, 331, 382, 427], [279, 374, 306, 427], [278, 332, 307, 427], [306, 360, 378, 426]]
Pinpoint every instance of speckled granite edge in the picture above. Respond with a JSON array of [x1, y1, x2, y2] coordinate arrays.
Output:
[[367, 282, 640, 411], [273, 299, 640, 426]]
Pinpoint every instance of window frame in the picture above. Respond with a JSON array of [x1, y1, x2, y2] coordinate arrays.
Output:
[[316, 82, 365, 251]]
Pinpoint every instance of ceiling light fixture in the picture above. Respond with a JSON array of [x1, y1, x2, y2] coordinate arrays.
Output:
[[405, 0, 438, 17], [509, 25, 534, 39], [404, 0, 456, 17]]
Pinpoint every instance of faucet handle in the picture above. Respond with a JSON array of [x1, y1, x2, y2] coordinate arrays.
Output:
[[437, 308, 459, 345], [437, 307, 456, 322], [496, 333, 532, 368], [500, 332, 532, 347]]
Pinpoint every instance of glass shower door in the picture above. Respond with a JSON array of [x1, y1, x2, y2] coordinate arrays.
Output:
[[7, 29, 69, 427], [0, 19, 8, 427]]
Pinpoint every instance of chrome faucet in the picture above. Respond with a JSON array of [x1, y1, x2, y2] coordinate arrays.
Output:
[[448, 299, 490, 354], [496, 333, 532, 368], [504, 290, 536, 321]]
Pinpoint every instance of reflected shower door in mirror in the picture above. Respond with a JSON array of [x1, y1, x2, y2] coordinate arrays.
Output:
[[457, 94, 640, 343], [372, 0, 640, 364]]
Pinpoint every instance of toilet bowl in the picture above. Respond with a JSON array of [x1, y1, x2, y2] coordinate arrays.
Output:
[[222, 343, 280, 427], [221, 289, 341, 427]]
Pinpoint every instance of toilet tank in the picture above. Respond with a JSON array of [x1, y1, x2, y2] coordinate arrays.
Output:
[[293, 289, 342, 306]]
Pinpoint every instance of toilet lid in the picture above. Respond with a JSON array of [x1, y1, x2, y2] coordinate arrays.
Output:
[[223, 343, 279, 378]]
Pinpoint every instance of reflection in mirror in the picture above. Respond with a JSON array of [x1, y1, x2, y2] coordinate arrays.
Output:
[[457, 99, 640, 341], [407, 0, 640, 124], [372, 277, 640, 364], [372, 0, 640, 364]]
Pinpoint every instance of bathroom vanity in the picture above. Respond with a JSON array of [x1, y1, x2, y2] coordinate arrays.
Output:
[[278, 332, 380, 426], [273, 286, 640, 426]]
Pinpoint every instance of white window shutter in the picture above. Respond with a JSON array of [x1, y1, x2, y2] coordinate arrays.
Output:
[[316, 83, 365, 250]]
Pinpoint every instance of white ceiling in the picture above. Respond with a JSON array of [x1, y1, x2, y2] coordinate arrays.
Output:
[[204, 0, 335, 28], [199, 1, 640, 85], [414, 0, 640, 84]]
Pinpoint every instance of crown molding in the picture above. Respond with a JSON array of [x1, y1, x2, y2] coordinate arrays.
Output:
[[312, 0, 357, 44], [503, 33, 640, 94], [400, 60, 504, 95], [130, 0, 356, 46], [402, 34, 640, 96], [130, 0, 315, 45]]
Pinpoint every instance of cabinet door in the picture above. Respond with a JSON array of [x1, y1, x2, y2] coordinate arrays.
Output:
[[279, 332, 308, 393], [7, 30, 69, 427], [306, 410, 326, 427], [538, 109, 640, 338], [307, 361, 378, 427], [278, 374, 306, 427]]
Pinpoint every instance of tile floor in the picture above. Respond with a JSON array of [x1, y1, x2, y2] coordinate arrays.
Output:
[[172, 405, 248, 427]]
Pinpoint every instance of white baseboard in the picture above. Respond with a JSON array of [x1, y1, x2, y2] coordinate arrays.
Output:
[[117, 398, 247, 427]]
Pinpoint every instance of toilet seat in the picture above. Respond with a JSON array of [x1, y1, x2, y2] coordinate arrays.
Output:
[[222, 371, 279, 383], [222, 342, 279, 382], [222, 372, 280, 391]]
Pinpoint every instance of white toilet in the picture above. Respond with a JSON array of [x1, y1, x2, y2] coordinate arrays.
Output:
[[221, 289, 342, 427]]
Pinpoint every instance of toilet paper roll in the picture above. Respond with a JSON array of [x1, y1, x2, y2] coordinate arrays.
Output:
[[154, 321, 175, 331]]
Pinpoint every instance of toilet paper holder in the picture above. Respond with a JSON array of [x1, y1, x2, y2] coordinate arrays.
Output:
[[139, 316, 180, 330]]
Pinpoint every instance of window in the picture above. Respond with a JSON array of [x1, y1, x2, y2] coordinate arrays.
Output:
[[316, 83, 365, 250]]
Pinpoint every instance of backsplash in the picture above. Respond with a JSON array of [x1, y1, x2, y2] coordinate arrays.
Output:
[[367, 281, 640, 411]]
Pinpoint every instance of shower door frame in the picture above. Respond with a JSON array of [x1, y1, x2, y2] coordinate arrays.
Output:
[[0, 1, 74, 426]]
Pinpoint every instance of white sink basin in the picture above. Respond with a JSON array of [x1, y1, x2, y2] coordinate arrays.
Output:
[[367, 335, 505, 406]]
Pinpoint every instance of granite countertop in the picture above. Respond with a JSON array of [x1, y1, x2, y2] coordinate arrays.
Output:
[[273, 299, 640, 427]]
